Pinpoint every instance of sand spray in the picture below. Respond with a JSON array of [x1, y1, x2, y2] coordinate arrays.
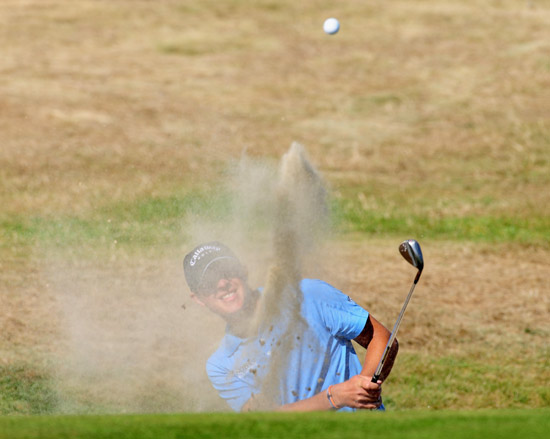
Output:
[[240, 142, 329, 408], [44, 143, 329, 413]]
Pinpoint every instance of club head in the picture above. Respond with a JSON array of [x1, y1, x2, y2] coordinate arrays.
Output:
[[399, 239, 424, 273]]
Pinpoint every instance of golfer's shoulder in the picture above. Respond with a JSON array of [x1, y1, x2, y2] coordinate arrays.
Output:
[[300, 279, 365, 314], [300, 278, 347, 302]]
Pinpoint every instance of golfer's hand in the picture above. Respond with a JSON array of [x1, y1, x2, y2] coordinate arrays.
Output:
[[331, 375, 382, 410]]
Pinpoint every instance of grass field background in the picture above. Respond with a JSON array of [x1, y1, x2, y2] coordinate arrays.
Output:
[[1, 0, 549, 430], [1, 409, 550, 439]]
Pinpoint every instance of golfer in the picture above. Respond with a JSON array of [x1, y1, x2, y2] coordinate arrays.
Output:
[[183, 241, 399, 412]]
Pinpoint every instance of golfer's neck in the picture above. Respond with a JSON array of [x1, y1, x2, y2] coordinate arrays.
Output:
[[226, 288, 260, 338]]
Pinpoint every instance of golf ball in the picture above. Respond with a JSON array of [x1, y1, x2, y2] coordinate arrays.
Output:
[[323, 17, 340, 35]]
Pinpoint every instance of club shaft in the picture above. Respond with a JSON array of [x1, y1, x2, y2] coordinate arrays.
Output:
[[371, 272, 420, 382]]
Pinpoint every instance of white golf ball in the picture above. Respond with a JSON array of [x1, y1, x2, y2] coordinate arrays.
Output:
[[323, 17, 340, 35]]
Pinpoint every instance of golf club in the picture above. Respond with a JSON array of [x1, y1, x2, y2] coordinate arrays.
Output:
[[371, 239, 424, 383]]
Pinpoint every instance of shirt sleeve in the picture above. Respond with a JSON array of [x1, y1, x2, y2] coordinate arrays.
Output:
[[206, 358, 252, 412], [301, 279, 369, 340]]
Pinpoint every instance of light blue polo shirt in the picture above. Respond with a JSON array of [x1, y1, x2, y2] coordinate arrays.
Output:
[[206, 279, 371, 412]]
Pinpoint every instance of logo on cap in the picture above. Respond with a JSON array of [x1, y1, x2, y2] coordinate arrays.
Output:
[[189, 244, 222, 267]]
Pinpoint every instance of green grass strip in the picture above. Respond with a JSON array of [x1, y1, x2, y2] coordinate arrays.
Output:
[[0, 191, 231, 249], [0, 409, 549, 439], [2, 191, 549, 250], [334, 201, 550, 246]]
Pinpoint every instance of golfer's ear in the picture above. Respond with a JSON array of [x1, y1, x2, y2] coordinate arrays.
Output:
[[190, 292, 206, 307]]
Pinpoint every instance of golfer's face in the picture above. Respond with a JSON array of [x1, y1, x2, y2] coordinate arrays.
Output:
[[198, 277, 246, 317]]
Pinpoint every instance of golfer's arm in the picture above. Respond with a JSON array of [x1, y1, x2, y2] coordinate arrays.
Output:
[[354, 316, 399, 381], [277, 391, 335, 412], [241, 390, 334, 412]]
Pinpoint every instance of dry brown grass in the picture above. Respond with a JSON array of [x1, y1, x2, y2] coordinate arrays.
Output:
[[1, 0, 549, 411], [1, 0, 549, 215], [315, 238, 549, 355]]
